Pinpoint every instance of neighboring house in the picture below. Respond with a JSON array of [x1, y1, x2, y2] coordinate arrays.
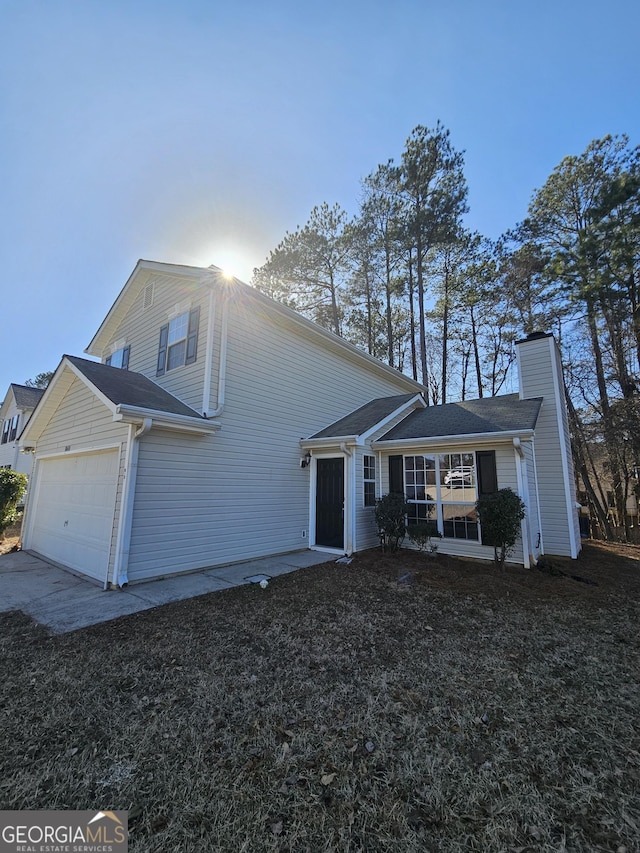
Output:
[[0, 384, 45, 486], [19, 260, 580, 588]]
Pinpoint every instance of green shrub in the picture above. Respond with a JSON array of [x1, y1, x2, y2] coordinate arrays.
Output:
[[407, 521, 442, 555], [0, 469, 28, 539], [375, 493, 410, 552], [476, 488, 526, 568]]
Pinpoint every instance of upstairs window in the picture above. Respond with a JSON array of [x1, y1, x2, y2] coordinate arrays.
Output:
[[105, 345, 130, 369], [157, 307, 200, 376], [1, 420, 9, 444], [8, 415, 19, 442], [363, 454, 376, 507]]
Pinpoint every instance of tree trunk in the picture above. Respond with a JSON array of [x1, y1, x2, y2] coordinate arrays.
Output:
[[470, 306, 483, 398], [384, 241, 394, 367], [408, 252, 418, 382], [441, 261, 449, 404]]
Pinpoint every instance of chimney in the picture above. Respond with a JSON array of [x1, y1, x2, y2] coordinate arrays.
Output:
[[516, 332, 581, 558]]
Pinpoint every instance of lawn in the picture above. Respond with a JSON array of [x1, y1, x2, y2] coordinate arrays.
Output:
[[1, 542, 639, 852]]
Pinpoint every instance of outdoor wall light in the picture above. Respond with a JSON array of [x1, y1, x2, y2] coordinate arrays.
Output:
[[300, 451, 312, 468]]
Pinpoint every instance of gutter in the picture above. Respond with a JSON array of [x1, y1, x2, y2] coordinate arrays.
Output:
[[202, 288, 216, 415], [109, 418, 153, 589], [371, 429, 535, 450], [113, 404, 220, 433], [206, 294, 229, 418]]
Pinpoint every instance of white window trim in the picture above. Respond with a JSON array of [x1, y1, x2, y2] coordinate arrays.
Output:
[[363, 453, 376, 508], [404, 451, 480, 542]]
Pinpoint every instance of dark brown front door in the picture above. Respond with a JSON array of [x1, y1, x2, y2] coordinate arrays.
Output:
[[315, 457, 344, 549]]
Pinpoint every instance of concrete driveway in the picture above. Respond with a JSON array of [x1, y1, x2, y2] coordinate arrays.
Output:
[[0, 549, 332, 634]]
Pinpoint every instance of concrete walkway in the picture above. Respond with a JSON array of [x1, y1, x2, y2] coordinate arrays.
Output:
[[0, 549, 333, 634]]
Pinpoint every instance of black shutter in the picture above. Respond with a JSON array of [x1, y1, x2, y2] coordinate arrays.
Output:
[[121, 345, 130, 370], [157, 323, 169, 376], [185, 306, 200, 365], [477, 450, 498, 496], [389, 455, 404, 495]]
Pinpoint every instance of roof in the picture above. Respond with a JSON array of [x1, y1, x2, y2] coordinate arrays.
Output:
[[10, 384, 45, 410], [65, 356, 203, 419], [309, 394, 421, 439], [377, 393, 543, 442]]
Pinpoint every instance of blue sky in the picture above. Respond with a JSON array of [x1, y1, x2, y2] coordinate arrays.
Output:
[[1, 0, 638, 393]]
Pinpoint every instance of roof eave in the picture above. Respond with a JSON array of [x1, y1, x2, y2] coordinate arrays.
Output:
[[371, 428, 536, 450], [113, 404, 221, 434], [300, 436, 359, 450]]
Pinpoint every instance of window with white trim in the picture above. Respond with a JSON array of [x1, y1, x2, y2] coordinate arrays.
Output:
[[405, 452, 479, 541], [8, 415, 19, 442], [1, 420, 9, 444], [363, 454, 376, 507], [157, 307, 200, 375]]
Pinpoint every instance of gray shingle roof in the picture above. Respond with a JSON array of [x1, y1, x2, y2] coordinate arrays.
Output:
[[378, 393, 542, 441], [309, 394, 420, 439], [66, 356, 203, 419], [11, 384, 45, 410]]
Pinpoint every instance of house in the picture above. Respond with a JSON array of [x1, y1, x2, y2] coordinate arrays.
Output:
[[0, 384, 45, 484], [19, 260, 580, 588]]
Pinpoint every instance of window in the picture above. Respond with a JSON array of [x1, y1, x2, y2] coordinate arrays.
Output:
[[157, 307, 200, 375], [404, 452, 480, 542], [8, 415, 19, 442], [105, 345, 130, 369], [1, 420, 9, 444], [364, 455, 376, 507]]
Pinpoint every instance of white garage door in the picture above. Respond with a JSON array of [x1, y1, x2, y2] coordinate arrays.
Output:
[[29, 450, 119, 582]]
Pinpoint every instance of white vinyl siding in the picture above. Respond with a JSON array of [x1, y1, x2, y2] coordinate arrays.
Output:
[[126, 298, 419, 581], [354, 446, 379, 551], [0, 400, 34, 475], [101, 274, 212, 414], [517, 336, 580, 557]]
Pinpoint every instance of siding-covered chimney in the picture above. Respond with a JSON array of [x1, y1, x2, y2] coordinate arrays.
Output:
[[516, 332, 581, 558]]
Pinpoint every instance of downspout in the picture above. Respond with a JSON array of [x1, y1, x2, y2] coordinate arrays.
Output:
[[340, 442, 353, 554], [531, 435, 544, 556], [513, 437, 533, 568], [202, 288, 215, 416], [109, 417, 152, 589], [20, 450, 38, 549], [207, 296, 229, 418]]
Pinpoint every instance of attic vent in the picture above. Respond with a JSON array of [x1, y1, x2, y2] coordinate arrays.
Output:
[[143, 283, 155, 309]]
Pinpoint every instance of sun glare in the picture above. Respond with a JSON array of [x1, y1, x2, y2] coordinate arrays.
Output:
[[192, 243, 256, 284]]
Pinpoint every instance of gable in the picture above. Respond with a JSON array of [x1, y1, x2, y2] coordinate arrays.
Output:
[[308, 394, 424, 441], [21, 356, 218, 446], [27, 374, 129, 456], [85, 261, 425, 408]]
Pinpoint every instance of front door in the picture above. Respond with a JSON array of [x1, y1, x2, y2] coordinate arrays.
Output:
[[315, 457, 344, 549]]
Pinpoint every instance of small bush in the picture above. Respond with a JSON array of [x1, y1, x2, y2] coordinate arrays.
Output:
[[0, 470, 28, 539], [375, 493, 410, 552], [407, 521, 442, 555], [476, 488, 526, 568]]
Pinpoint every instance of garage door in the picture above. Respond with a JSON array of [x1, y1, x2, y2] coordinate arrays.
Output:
[[29, 450, 119, 582]]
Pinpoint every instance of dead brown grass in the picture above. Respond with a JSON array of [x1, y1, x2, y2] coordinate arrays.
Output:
[[1, 541, 639, 852]]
